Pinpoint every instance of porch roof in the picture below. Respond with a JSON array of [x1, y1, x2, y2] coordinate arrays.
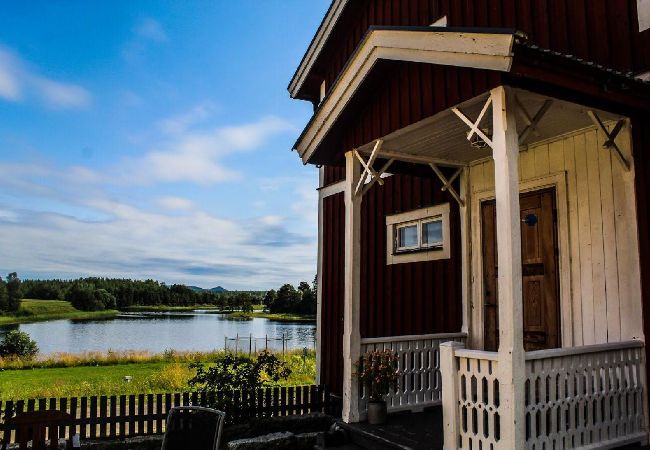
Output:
[[353, 88, 622, 168], [294, 26, 650, 167]]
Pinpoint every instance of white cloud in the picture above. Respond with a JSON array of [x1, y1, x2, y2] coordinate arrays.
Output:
[[123, 18, 168, 62], [0, 48, 21, 100], [0, 45, 92, 109], [120, 115, 295, 185], [156, 196, 195, 210], [157, 102, 215, 134], [0, 198, 316, 290], [134, 18, 168, 42], [30, 76, 91, 109]]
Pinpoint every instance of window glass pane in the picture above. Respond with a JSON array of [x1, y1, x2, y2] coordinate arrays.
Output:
[[422, 220, 443, 246], [397, 225, 418, 249]]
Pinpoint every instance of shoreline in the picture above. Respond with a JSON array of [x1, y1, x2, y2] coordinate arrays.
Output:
[[0, 309, 119, 326]]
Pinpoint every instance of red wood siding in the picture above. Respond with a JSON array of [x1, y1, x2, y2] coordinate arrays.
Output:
[[320, 192, 345, 394], [323, 165, 345, 185], [360, 173, 462, 338], [308, 0, 650, 102], [331, 61, 500, 162]]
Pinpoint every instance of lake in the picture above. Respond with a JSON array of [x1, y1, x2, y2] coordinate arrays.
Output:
[[0, 311, 316, 355]]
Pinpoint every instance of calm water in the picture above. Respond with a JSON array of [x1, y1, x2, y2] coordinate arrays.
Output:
[[0, 311, 316, 355]]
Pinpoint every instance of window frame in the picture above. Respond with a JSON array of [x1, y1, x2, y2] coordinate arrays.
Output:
[[420, 217, 444, 249], [386, 203, 451, 265], [394, 220, 421, 253]]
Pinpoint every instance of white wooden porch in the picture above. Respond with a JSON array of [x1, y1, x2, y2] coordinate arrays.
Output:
[[344, 85, 648, 449]]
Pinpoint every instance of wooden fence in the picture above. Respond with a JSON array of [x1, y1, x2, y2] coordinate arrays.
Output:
[[0, 385, 335, 444]]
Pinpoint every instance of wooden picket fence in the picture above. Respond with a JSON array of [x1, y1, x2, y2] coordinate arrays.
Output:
[[0, 385, 335, 444]]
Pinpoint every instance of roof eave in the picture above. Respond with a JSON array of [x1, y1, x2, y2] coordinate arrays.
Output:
[[293, 28, 517, 165], [288, 0, 348, 100]]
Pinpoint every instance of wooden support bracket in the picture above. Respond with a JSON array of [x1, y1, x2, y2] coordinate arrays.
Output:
[[517, 97, 553, 145], [587, 111, 630, 171], [452, 96, 494, 150], [429, 163, 465, 207], [353, 140, 393, 198]]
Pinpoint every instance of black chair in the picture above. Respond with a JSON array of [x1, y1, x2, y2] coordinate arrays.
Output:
[[161, 406, 225, 450]]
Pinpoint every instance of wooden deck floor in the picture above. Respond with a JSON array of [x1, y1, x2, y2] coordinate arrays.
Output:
[[336, 408, 443, 450]]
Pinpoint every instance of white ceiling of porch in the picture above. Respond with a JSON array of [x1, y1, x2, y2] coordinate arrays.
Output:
[[356, 88, 624, 167]]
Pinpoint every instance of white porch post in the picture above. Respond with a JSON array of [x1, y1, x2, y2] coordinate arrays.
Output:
[[490, 86, 526, 448], [342, 150, 362, 423], [315, 166, 325, 385]]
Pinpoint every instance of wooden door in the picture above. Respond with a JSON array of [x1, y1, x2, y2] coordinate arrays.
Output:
[[482, 188, 560, 351]]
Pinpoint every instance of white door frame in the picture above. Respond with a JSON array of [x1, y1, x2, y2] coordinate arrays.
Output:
[[469, 171, 572, 350]]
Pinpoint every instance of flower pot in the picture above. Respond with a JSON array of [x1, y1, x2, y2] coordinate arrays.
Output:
[[367, 400, 387, 425]]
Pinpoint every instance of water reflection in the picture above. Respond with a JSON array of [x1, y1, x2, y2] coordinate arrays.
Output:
[[0, 312, 316, 355]]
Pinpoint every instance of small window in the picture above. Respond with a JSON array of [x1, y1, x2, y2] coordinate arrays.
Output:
[[386, 204, 451, 265], [422, 219, 443, 248], [396, 223, 419, 251]]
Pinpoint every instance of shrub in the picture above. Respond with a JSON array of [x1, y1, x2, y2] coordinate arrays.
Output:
[[0, 330, 39, 358], [189, 350, 291, 396]]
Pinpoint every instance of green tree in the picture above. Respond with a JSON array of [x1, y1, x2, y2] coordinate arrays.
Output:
[[0, 330, 39, 358], [270, 284, 301, 314], [262, 289, 276, 310], [0, 277, 8, 311], [66, 282, 103, 311], [6, 272, 22, 312]]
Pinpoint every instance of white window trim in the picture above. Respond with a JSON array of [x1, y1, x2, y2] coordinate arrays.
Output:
[[386, 203, 451, 265]]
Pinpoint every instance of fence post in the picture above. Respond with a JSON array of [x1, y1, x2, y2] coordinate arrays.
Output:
[[235, 333, 239, 355], [440, 341, 463, 450], [249, 333, 253, 356]]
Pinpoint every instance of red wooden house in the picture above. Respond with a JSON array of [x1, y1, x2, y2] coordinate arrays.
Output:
[[289, 1, 650, 448]]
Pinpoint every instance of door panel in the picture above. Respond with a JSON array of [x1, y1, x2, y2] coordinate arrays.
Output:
[[482, 189, 560, 351]]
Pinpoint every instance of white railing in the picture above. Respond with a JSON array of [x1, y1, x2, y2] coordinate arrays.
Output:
[[441, 344, 502, 450], [525, 340, 647, 449], [441, 340, 647, 450], [360, 332, 467, 413]]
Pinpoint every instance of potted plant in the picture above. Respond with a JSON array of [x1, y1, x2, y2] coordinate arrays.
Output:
[[356, 349, 399, 424]]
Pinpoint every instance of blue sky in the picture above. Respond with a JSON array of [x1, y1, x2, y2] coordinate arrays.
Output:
[[0, 1, 329, 290]]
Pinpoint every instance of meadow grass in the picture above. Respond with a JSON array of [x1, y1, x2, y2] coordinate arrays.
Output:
[[228, 311, 315, 322], [0, 350, 316, 400], [0, 299, 118, 326]]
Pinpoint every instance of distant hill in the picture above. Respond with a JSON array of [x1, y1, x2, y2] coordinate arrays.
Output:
[[187, 285, 227, 293]]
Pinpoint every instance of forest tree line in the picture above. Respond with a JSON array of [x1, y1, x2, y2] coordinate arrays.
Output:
[[0, 274, 316, 316]]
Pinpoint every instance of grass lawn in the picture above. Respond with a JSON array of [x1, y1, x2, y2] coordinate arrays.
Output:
[[229, 311, 315, 322], [0, 352, 316, 400], [0, 299, 118, 326]]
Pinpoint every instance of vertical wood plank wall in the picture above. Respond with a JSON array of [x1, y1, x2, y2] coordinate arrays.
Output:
[[469, 125, 643, 348], [321, 193, 345, 394], [360, 174, 462, 338], [310, 0, 649, 103]]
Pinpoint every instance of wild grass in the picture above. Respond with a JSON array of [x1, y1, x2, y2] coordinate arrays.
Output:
[[0, 349, 225, 370], [228, 311, 316, 322], [0, 350, 316, 400], [0, 299, 118, 325]]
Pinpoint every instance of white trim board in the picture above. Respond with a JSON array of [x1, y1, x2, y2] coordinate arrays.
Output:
[[289, 0, 348, 98], [319, 180, 345, 198], [295, 29, 515, 163]]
